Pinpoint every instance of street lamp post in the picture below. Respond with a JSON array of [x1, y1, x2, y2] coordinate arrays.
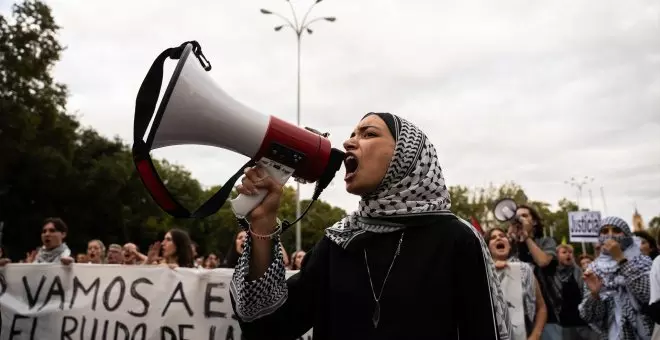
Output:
[[260, 0, 336, 251], [564, 176, 594, 210]]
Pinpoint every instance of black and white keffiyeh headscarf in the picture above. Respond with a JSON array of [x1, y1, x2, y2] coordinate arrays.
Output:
[[324, 113, 513, 339], [588, 216, 653, 340], [325, 112, 451, 248], [591, 216, 650, 294]]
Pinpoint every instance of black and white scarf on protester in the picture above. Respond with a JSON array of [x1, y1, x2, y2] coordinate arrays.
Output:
[[324, 113, 513, 340], [34, 242, 71, 263], [547, 254, 583, 320], [588, 216, 653, 340], [325, 113, 452, 247]]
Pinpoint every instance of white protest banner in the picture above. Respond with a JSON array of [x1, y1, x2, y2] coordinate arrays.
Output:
[[0, 264, 314, 340], [568, 211, 601, 243], [499, 262, 525, 340]]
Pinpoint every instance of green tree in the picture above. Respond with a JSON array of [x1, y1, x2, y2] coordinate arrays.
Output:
[[650, 216, 660, 229], [0, 0, 80, 257]]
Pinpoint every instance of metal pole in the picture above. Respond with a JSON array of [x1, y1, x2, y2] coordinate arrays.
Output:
[[577, 193, 586, 254], [577, 182, 585, 253], [600, 186, 608, 215], [295, 33, 302, 251]]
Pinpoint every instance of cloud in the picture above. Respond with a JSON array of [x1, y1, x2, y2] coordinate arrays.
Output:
[[6, 0, 659, 229]]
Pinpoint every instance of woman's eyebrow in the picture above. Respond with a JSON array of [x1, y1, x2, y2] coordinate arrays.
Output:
[[350, 125, 381, 138], [356, 125, 380, 132]]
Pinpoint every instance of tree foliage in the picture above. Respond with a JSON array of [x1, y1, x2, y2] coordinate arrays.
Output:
[[650, 216, 660, 230]]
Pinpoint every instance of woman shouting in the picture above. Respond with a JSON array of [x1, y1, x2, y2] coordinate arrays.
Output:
[[230, 112, 511, 339]]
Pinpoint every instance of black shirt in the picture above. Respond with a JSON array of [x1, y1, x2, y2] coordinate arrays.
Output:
[[232, 214, 508, 340], [559, 275, 587, 327]]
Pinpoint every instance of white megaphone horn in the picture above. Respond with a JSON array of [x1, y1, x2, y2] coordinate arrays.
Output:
[[132, 41, 345, 221], [493, 198, 520, 223]]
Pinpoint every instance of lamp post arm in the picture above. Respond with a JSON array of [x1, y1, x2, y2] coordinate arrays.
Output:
[[300, 1, 319, 29], [287, 1, 301, 31], [277, 22, 298, 33], [272, 12, 298, 33], [302, 17, 331, 30]]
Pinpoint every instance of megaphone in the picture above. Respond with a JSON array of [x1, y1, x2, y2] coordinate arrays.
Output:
[[493, 198, 519, 223], [132, 41, 345, 219]]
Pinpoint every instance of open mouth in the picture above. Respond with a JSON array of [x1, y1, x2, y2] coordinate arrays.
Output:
[[495, 242, 506, 250], [344, 154, 359, 180]]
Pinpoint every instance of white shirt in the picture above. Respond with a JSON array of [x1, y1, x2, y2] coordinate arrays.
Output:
[[649, 256, 660, 303]]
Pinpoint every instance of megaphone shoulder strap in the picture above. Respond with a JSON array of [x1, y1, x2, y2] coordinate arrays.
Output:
[[132, 41, 254, 219]]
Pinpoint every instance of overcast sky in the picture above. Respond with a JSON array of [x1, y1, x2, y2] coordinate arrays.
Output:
[[5, 0, 659, 228]]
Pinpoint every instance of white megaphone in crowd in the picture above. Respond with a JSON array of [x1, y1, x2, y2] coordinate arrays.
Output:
[[132, 41, 345, 222], [493, 198, 521, 224]]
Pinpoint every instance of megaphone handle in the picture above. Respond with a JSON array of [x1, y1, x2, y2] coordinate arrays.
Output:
[[230, 159, 295, 219]]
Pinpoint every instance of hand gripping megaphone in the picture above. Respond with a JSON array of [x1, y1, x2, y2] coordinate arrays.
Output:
[[132, 41, 345, 220], [493, 198, 520, 223]]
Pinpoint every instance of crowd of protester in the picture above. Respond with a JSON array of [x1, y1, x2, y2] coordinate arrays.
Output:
[[483, 205, 660, 340], [2, 206, 660, 340], [0, 217, 306, 271]]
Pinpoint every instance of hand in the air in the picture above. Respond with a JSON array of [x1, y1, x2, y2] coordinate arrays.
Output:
[[146, 242, 161, 264], [583, 269, 602, 295]]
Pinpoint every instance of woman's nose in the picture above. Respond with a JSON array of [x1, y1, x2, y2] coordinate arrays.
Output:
[[343, 137, 357, 151]]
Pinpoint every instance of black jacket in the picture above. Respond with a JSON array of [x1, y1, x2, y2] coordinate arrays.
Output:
[[232, 214, 508, 340]]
